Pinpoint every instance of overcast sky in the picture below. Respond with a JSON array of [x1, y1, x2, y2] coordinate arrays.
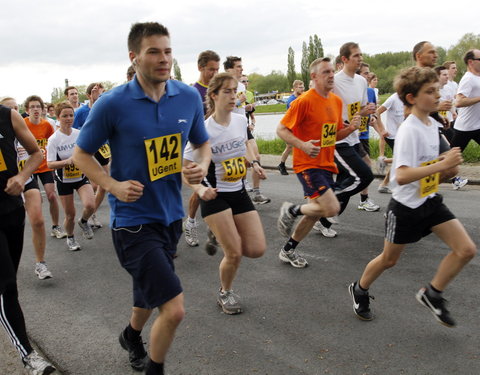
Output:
[[1, 0, 478, 104]]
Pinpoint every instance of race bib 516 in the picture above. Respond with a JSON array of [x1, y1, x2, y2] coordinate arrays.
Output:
[[144, 133, 181, 182], [0, 149, 7, 172], [419, 159, 439, 197], [221, 157, 246, 182], [321, 123, 337, 147]]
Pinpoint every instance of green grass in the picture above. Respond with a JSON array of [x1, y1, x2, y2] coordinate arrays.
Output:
[[254, 103, 287, 113], [258, 137, 480, 163]]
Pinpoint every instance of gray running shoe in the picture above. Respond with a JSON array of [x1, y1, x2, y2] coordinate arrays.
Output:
[[358, 199, 380, 212], [217, 288, 243, 314], [313, 221, 337, 237], [277, 202, 296, 237], [376, 156, 387, 175], [78, 218, 94, 239], [35, 262, 52, 280], [278, 248, 308, 268], [88, 213, 103, 229], [66, 237, 81, 251], [183, 219, 199, 247], [50, 225, 66, 239], [22, 350, 56, 375], [252, 193, 271, 205], [205, 229, 218, 256], [377, 185, 392, 194]]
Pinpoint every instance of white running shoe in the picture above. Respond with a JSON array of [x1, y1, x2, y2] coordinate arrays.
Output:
[[278, 248, 308, 268], [358, 199, 380, 212], [78, 218, 94, 239], [183, 219, 199, 247], [376, 156, 387, 175], [313, 221, 337, 237], [88, 213, 103, 229], [452, 177, 468, 190], [50, 226, 67, 239], [377, 185, 392, 194], [67, 237, 81, 251], [22, 350, 56, 375], [35, 262, 52, 280]]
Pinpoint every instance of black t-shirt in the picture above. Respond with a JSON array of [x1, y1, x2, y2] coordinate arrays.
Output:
[[0, 105, 23, 214]]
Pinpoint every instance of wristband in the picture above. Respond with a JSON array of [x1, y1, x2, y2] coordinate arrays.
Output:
[[252, 160, 261, 166]]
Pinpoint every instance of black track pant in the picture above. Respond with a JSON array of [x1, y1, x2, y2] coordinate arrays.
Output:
[[450, 128, 480, 152], [0, 206, 33, 359]]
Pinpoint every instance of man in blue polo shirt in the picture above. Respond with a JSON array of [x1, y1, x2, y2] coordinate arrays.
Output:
[[73, 22, 211, 375]]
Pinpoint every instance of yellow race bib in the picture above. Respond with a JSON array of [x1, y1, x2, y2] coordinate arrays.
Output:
[[419, 159, 439, 197], [359, 116, 369, 133], [98, 144, 111, 159], [438, 110, 448, 118], [347, 102, 361, 123], [321, 123, 337, 147], [221, 157, 247, 182], [144, 134, 181, 182], [18, 159, 26, 171], [64, 164, 82, 179], [0, 149, 7, 172]]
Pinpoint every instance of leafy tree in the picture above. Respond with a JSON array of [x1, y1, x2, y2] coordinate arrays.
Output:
[[173, 59, 183, 82], [446, 33, 480, 79], [300, 41, 309, 89], [308, 34, 324, 63], [287, 47, 296, 88]]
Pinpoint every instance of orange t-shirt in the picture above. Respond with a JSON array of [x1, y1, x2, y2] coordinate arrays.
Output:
[[281, 88, 344, 174], [24, 118, 54, 173]]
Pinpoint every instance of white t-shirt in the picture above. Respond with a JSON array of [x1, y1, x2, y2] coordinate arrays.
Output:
[[333, 71, 368, 146], [46, 128, 83, 183], [381, 93, 404, 139], [233, 81, 246, 116], [445, 79, 458, 96], [454, 72, 480, 131], [390, 114, 440, 209], [439, 86, 455, 122], [184, 113, 248, 192]]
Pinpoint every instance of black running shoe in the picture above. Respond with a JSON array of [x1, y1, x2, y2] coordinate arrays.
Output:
[[205, 229, 218, 256], [278, 163, 289, 175], [119, 330, 148, 371], [416, 287, 455, 327], [348, 282, 373, 321]]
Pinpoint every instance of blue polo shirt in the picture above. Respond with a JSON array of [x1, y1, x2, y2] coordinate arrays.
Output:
[[76, 77, 209, 228], [359, 87, 377, 140], [73, 104, 90, 130], [286, 94, 297, 109]]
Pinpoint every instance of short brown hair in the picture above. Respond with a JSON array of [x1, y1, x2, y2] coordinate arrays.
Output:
[[309, 57, 331, 73], [394, 66, 438, 108], [55, 101, 74, 117], [128, 22, 169, 54], [339, 42, 359, 59], [292, 80, 304, 88], [412, 41, 429, 61], [198, 50, 220, 68], [24, 95, 44, 110], [86, 82, 104, 96], [443, 61, 456, 69], [64, 86, 77, 96], [127, 65, 135, 80], [223, 56, 241, 70]]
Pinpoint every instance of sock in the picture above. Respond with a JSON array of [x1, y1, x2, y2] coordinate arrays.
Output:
[[289, 205, 302, 217], [67, 235, 74, 239], [360, 194, 368, 203], [427, 284, 443, 298], [355, 281, 368, 294], [253, 187, 260, 195], [283, 237, 299, 252], [124, 323, 141, 342], [279, 162, 285, 166], [81, 218, 88, 224], [187, 217, 196, 225], [146, 359, 164, 375], [52, 225, 58, 229], [319, 217, 331, 228]]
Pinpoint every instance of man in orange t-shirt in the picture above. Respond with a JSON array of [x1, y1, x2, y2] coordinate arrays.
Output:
[[276, 57, 360, 268]]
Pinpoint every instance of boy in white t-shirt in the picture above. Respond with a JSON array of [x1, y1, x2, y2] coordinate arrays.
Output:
[[349, 66, 476, 327]]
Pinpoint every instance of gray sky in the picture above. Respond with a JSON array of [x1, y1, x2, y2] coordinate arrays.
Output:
[[1, 0, 478, 104]]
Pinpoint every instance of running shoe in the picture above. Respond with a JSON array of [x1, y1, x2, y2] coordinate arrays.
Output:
[[416, 287, 455, 327], [452, 176, 468, 191], [78, 218, 94, 239], [88, 213, 103, 229], [348, 282, 373, 321], [35, 262, 52, 280], [22, 350, 56, 375], [205, 228, 218, 256], [326, 216, 339, 225], [50, 225, 66, 239], [376, 156, 386, 175], [377, 185, 392, 194], [358, 199, 380, 212], [277, 202, 296, 237], [313, 221, 337, 237], [217, 288, 243, 315], [119, 330, 148, 371], [183, 219, 199, 247], [277, 163, 289, 175], [278, 248, 308, 268], [252, 193, 271, 205], [66, 237, 81, 251]]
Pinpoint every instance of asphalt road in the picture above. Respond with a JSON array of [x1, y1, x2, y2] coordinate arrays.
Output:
[[2, 172, 480, 375]]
